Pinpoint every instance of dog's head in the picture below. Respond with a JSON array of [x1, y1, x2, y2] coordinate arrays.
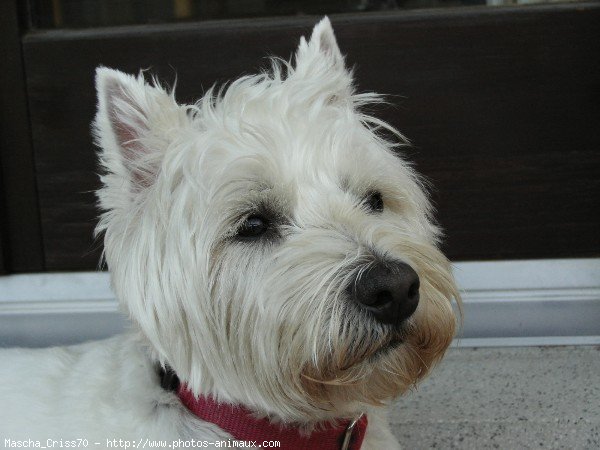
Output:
[[94, 18, 459, 422]]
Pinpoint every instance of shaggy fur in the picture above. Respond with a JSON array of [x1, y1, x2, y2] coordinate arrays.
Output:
[[0, 18, 459, 449]]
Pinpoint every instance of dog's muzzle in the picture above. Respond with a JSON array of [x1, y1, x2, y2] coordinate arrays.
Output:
[[346, 261, 420, 326]]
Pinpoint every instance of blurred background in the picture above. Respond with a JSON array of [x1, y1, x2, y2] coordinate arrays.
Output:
[[0, 0, 599, 448], [2, 0, 598, 272]]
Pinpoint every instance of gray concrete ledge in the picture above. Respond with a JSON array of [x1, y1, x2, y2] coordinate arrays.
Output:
[[1, 259, 599, 348]]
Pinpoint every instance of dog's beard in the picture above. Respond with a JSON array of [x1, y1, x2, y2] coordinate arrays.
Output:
[[298, 265, 458, 410]]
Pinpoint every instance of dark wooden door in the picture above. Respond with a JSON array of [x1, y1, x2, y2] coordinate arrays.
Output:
[[1, 1, 599, 272]]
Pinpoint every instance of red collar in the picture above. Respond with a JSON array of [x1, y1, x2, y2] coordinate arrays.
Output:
[[177, 384, 368, 450]]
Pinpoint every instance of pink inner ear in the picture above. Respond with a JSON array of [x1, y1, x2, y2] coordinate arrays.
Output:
[[107, 95, 156, 190], [113, 120, 140, 161]]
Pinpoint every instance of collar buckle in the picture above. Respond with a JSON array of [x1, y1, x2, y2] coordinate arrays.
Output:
[[340, 413, 365, 450]]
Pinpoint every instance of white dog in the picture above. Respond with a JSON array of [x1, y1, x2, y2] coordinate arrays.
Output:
[[0, 18, 459, 450]]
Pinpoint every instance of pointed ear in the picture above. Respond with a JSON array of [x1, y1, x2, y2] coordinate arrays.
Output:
[[296, 17, 346, 70], [309, 17, 345, 68], [93, 67, 186, 192], [294, 17, 353, 100]]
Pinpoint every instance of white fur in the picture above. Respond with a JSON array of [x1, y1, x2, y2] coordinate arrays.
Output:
[[0, 18, 458, 449], [0, 335, 398, 448]]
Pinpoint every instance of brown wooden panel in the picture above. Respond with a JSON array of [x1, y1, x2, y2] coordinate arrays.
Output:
[[0, 183, 5, 273], [0, 0, 45, 273], [23, 4, 600, 270]]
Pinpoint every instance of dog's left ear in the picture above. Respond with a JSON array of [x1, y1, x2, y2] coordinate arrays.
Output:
[[294, 17, 353, 99], [299, 17, 345, 69]]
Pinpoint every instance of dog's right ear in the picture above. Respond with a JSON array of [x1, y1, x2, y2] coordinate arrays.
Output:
[[94, 67, 188, 194]]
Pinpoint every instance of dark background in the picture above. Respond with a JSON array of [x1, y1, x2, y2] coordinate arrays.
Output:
[[1, 1, 599, 273]]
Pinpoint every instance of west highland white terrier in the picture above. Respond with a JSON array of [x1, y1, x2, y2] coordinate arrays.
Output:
[[0, 18, 459, 450]]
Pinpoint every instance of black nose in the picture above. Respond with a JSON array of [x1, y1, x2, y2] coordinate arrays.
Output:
[[347, 261, 420, 325]]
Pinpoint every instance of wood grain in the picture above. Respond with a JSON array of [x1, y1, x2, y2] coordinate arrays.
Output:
[[0, 0, 45, 273], [22, 4, 600, 270]]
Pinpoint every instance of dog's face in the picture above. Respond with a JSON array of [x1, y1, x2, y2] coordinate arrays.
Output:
[[94, 18, 459, 422]]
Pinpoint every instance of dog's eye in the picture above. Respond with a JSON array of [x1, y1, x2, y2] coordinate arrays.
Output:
[[237, 215, 269, 238], [365, 191, 384, 213]]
